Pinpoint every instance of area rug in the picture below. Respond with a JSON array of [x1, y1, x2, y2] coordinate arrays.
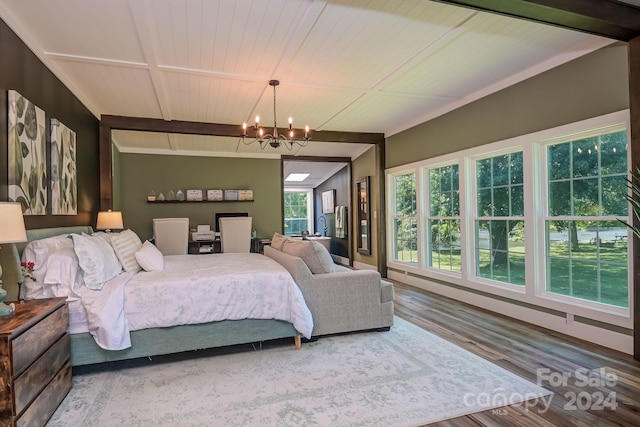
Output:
[[47, 317, 551, 427]]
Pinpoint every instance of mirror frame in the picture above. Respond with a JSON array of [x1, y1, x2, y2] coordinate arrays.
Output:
[[356, 176, 371, 255]]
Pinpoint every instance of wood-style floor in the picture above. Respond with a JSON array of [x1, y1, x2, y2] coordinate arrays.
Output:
[[392, 281, 640, 427]]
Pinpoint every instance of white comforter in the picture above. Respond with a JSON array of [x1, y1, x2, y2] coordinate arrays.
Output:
[[80, 253, 314, 350]]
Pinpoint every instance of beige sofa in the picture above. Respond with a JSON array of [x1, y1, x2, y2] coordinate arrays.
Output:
[[264, 244, 394, 338]]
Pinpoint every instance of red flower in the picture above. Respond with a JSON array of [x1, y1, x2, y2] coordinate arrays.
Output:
[[21, 261, 36, 282]]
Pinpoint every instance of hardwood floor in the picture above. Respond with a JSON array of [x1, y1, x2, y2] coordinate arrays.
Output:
[[392, 281, 640, 426]]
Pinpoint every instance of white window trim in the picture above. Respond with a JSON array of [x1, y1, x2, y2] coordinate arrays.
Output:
[[385, 110, 632, 328], [421, 161, 463, 275], [284, 188, 314, 235], [534, 120, 631, 318]]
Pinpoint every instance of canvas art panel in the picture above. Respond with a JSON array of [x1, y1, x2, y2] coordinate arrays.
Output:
[[7, 90, 47, 215], [51, 118, 77, 215]]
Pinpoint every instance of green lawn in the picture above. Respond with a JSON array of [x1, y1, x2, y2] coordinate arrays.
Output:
[[395, 240, 629, 307]]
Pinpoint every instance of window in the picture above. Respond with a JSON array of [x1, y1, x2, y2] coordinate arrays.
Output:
[[386, 111, 631, 321], [474, 152, 525, 285], [545, 129, 628, 307], [427, 164, 461, 272], [284, 190, 312, 236], [392, 172, 417, 263]]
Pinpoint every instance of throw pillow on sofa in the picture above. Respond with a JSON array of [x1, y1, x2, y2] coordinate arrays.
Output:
[[271, 232, 289, 251], [283, 239, 335, 274]]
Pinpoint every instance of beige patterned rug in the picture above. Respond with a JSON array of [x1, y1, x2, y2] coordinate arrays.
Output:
[[47, 317, 551, 426]]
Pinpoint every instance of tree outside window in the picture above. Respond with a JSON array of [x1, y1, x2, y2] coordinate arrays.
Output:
[[393, 172, 417, 263], [284, 191, 309, 236], [427, 164, 461, 272], [545, 130, 628, 307], [474, 152, 525, 285]]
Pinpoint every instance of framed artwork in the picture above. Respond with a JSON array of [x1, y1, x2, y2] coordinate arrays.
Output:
[[207, 189, 223, 201], [8, 90, 47, 215], [186, 189, 203, 201], [321, 189, 335, 214], [51, 118, 77, 215]]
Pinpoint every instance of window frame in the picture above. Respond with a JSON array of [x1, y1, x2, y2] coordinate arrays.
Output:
[[387, 170, 420, 266], [468, 148, 527, 290], [283, 188, 314, 236], [385, 110, 632, 327], [422, 161, 462, 275], [535, 122, 631, 315]]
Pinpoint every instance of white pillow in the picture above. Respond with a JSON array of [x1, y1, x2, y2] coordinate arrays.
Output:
[[71, 233, 122, 290], [135, 241, 164, 272], [282, 239, 335, 274], [21, 234, 73, 298], [43, 246, 83, 298], [110, 229, 142, 273], [271, 232, 289, 251]]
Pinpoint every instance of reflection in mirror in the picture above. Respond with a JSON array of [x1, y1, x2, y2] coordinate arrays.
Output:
[[356, 176, 371, 255]]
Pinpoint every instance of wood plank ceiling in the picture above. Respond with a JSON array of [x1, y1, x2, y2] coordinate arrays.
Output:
[[0, 0, 616, 159]]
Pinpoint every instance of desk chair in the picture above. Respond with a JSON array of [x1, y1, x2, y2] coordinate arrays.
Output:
[[219, 217, 252, 253], [153, 218, 189, 255]]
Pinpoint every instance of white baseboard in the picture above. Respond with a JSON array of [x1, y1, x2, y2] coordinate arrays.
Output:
[[388, 271, 634, 355], [353, 261, 377, 271]]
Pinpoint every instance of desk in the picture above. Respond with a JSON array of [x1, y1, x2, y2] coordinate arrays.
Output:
[[251, 238, 272, 254], [188, 239, 220, 254]]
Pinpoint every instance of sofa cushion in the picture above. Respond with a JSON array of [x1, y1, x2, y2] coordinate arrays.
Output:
[[283, 239, 335, 274], [380, 279, 395, 303], [271, 232, 288, 251]]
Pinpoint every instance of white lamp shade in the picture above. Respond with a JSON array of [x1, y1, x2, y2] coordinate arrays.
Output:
[[96, 210, 124, 230], [0, 202, 27, 244]]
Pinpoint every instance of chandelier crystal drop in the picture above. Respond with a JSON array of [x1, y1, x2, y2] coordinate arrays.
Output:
[[242, 80, 309, 150]]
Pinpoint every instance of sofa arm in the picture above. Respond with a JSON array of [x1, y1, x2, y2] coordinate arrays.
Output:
[[264, 245, 313, 283], [297, 269, 391, 336]]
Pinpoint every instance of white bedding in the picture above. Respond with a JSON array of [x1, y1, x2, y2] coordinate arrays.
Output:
[[80, 253, 314, 350]]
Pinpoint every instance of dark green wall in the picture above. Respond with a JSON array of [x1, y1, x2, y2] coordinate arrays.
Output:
[[114, 152, 282, 240], [386, 43, 629, 167], [0, 18, 100, 228], [315, 165, 350, 258]]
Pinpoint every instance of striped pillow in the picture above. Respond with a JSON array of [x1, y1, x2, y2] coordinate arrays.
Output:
[[110, 229, 143, 273]]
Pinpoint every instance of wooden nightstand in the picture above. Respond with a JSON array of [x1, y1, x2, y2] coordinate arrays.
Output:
[[0, 298, 71, 427]]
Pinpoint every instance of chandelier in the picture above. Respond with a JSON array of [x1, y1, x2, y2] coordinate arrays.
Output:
[[242, 80, 309, 150]]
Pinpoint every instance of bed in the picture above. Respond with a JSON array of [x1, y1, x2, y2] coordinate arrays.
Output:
[[0, 226, 312, 366]]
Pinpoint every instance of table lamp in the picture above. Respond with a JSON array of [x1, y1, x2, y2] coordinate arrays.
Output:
[[96, 210, 124, 233], [0, 202, 27, 316]]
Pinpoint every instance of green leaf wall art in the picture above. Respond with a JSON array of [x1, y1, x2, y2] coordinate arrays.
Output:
[[51, 119, 77, 215], [8, 90, 47, 215]]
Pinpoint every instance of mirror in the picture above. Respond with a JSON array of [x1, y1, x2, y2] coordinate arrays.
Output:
[[356, 176, 371, 255]]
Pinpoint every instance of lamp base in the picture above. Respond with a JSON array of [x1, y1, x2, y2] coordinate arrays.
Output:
[[0, 287, 12, 316], [0, 301, 13, 316]]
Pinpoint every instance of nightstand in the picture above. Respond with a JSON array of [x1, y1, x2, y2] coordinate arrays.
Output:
[[0, 298, 71, 427]]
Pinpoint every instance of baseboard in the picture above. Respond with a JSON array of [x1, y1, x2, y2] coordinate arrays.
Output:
[[388, 271, 634, 355], [353, 261, 377, 271]]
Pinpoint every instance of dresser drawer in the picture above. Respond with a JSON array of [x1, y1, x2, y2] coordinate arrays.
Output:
[[14, 333, 70, 417], [12, 304, 69, 376], [16, 361, 71, 427]]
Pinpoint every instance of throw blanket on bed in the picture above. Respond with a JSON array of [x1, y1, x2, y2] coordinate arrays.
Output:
[[80, 253, 314, 350]]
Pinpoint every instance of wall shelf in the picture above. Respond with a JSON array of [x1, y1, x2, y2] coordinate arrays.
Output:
[[147, 200, 254, 203]]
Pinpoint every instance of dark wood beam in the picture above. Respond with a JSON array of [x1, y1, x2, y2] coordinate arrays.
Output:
[[281, 155, 351, 163], [435, 0, 640, 41], [101, 115, 384, 145]]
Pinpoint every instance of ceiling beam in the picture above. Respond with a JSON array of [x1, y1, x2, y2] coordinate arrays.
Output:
[[435, 0, 640, 41], [101, 115, 384, 145]]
